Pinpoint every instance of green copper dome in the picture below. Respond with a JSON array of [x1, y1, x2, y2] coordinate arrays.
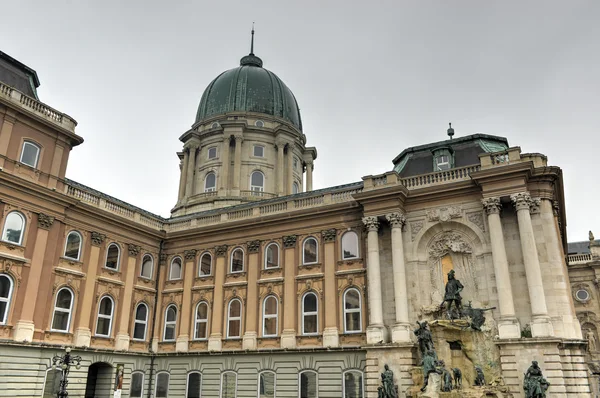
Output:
[[195, 53, 303, 131]]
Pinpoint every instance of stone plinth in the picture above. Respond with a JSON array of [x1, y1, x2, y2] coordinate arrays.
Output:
[[365, 343, 417, 398]]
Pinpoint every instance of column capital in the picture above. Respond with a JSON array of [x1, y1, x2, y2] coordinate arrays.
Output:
[[362, 216, 380, 232], [247, 240, 261, 253], [552, 200, 560, 217], [482, 197, 502, 215], [184, 249, 198, 260], [91, 231, 106, 246], [282, 235, 298, 248], [234, 135, 244, 142], [215, 245, 228, 257], [37, 213, 55, 230], [127, 244, 142, 257], [510, 192, 541, 212], [184, 144, 199, 152], [385, 212, 406, 229], [321, 229, 337, 243]]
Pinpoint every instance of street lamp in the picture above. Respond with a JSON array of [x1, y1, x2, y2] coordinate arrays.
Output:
[[51, 347, 82, 398]]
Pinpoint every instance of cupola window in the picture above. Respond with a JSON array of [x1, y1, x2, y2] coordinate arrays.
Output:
[[20, 141, 40, 168], [255, 120, 264, 128], [293, 182, 300, 194], [207, 147, 218, 159], [204, 172, 217, 192], [253, 145, 265, 157], [251, 171, 264, 192], [436, 155, 450, 170], [211, 122, 220, 129], [432, 148, 454, 171]]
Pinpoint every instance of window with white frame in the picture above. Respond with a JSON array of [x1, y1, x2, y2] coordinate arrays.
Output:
[[51, 288, 73, 332], [64, 231, 82, 260], [163, 305, 177, 341], [221, 371, 237, 398], [303, 238, 318, 264], [341, 231, 359, 260], [263, 295, 278, 337], [230, 248, 244, 273], [302, 292, 318, 335], [259, 371, 276, 398], [1, 211, 26, 245], [227, 299, 242, 338], [95, 296, 114, 337], [299, 370, 318, 398], [194, 302, 209, 340], [42, 368, 62, 398], [169, 257, 183, 280], [199, 252, 212, 276], [0, 274, 14, 325], [205, 172, 217, 192], [20, 141, 40, 168], [133, 303, 148, 340], [250, 171, 264, 192], [156, 372, 170, 398], [343, 288, 362, 333], [207, 147, 218, 159], [187, 372, 202, 398], [105, 243, 120, 270], [141, 254, 153, 279], [130, 372, 144, 398], [435, 154, 451, 171], [343, 370, 363, 398], [253, 145, 265, 157], [293, 182, 300, 194], [264, 243, 279, 269]]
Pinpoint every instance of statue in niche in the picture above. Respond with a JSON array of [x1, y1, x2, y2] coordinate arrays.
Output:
[[437, 360, 453, 392], [523, 361, 550, 398], [414, 321, 435, 357], [452, 368, 462, 389], [441, 269, 464, 319], [420, 350, 442, 392], [474, 366, 486, 386], [378, 364, 397, 398], [462, 301, 496, 331], [586, 329, 597, 352]]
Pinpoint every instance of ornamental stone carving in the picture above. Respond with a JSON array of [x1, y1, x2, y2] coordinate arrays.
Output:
[[426, 206, 462, 222], [510, 192, 540, 212], [428, 232, 473, 259], [481, 197, 502, 215], [467, 212, 485, 232], [553, 200, 560, 217], [128, 244, 142, 256], [411, 220, 424, 241], [215, 245, 228, 256], [385, 212, 406, 228], [362, 216, 379, 232], [91, 231, 107, 246], [247, 240, 261, 253], [282, 235, 298, 248], [184, 249, 198, 260], [159, 253, 167, 264], [321, 229, 337, 243], [37, 213, 55, 230]]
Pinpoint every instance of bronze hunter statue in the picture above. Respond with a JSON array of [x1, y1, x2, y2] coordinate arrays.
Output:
[[441, 269, 464, 319], [523, 361, 550, 398], [377, 364, 397, 398], [414, 320, 435, 357], [421, 350, 442, 392]]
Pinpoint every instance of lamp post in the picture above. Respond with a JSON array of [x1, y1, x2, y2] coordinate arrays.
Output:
[[51, 347, 82, 398]]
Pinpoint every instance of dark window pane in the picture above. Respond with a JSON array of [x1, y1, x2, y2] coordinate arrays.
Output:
[[195, 321, 207, 339], [187, 373, 201, 398], [98, 298, 112, 315], [342, 232, 358, 259], [133, 323, 146, 340], [64, 233, 81, 259], [231, 250, 244, 272], [264, 297, 277, 315], [304, 239, 317, 263], [222, 373, 236, 398], [96, 317, 110, 335], [0, 302, 7, 323], [304, 294, 317, 312], [52, 311, 69, 331], [304, 315, 317, 334], [130, 373, 143, 398], [229, 301, 241, 317], [141, 257, 153, 278], [105, 245, 119, 269], [197, 303, 208, 319], [344, 372, 363, 398], [156, 373, 169, 398], [264, 318, 277, 336], [266, 245, 278, 268], [228, 320, 240, 337], [165, 324, 175, 340], [200, 254, 211, 275], [2, 213, 24, 244], [0, 276, 10, 298], [346, 312, 361, 332], [300, 372, 317, 398], [167, 307, 177, 322], [56, 290, 72, 309], [136, 305, 147, 321], [345, 291, 360, 310], [20, 142, 39, 167]]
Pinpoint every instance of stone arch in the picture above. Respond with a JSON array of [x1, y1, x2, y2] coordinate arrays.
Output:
[[413, 220, 487, 261]]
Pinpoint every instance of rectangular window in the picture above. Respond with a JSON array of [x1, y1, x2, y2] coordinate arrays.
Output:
[[436, 155, 450, 171], [253, 145, 264, 157], [208, 147, 218, 159], [20, 142, 40, 168], [130, 373, 144, 398], [156, 373, 169, 398]]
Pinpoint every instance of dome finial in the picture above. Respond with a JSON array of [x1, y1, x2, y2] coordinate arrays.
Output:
[[447, 122, 455, 139], [250, 22, 255, 55], [240, 23, 263, 67]]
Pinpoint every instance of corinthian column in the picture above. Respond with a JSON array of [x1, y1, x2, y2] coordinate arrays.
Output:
[[286, 143, 294, 194], [232, 135, 243, 192], [184, 145, 198, 197], [177, 150, 189, 201], [276, 143, 284, 195], [363, 216, 385, 344], [511, 192, 553, 337], [306, 161, 313, 192], [481, 197, 520, 338], [219, 136, 230, 193], [385, 212, 411, 343]]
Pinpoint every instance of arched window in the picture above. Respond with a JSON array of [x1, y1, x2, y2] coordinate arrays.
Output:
[[264, 243, 279, 269], [51, 288, 73, 332], [0, 274, 14, 325], [343, 370, 364, 398], [343, 288, 362, 333], [205, 172, 217, 192], [105, 243, 120, 270], [1, 211, 25, 245], [63, 231, 82, 260], [259, 371, 276, 398], [199, 252, 212, 276], [299, 370, 318, 398], [303, 237, 318, 264], [250, 171, 264, 192], [230, 248, 244, 273], [169, 257, 183, 280], [262, 296, 278, 337], [95, 296, 114, 337], [341, 231, 359, 260], [302, 292, 318, 335], [227, 299, 242, 338], [293, 182, 300, 194], [130, 372, 145, 398], [42, 368, 62, 398], [187, 372, 202, 398], [20, 141, 40, 168], [194, 302, 209, 340], [141, 254, 153, 279], [163, 305, 177, 341], [133, 303, 148, 340], [221, 371, 237, 398], [156, 372, 170, 398]]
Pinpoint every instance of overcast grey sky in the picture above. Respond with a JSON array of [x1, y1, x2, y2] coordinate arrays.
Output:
[[1, 1, 598, 241]]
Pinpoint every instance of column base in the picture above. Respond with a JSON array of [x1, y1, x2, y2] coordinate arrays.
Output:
[[115, 333, 130, 351], [176, 335, 189, 352], [366, 324, 386, 344], [151, 339, 159, 353], [322, 327, 339, 348], [531, 315, 554, 337], [391, 322, 412, 343], [242, 332, 257, 350], [14, 320, 35, 342], [280, 329, 297, 349], [208, 334, 222, 351], [497, 317, 521, 339]]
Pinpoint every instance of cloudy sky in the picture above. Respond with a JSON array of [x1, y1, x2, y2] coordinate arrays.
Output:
[[1, 1, 598, 241]]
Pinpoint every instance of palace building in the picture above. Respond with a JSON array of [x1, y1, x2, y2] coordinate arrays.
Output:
[[0, 42, 596, 397]]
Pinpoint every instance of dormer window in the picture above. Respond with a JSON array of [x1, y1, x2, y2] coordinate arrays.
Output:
[[20, 141, 40, 168], [436, 155, 450, 171], [253, 145, 264, 158], [207, 147, 218, 159], [211, 122, 220, 129], [432, 148, 453, 171]]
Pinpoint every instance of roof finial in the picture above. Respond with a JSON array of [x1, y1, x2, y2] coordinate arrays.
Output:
[[447, 122, 455, 139], [250, 23, 255, 55]]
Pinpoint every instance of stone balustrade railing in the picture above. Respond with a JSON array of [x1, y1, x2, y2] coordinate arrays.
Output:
[[401, 165, 481, 189], [0, 81, 77, 133], [567, 253, 593, 265]]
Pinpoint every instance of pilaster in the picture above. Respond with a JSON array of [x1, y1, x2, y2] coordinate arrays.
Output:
[[306, 161, 313, 192], [208, 245, 227, 351], [219, 136, 231, 194], [243, 242, 259, 350], [281, 235, 297, 349], [232, 135, 243, 195], [363, 216, 385, 344], [185, 145, 198, 197], [115, 244, 141, 350], [322, 228, 339, 348]]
